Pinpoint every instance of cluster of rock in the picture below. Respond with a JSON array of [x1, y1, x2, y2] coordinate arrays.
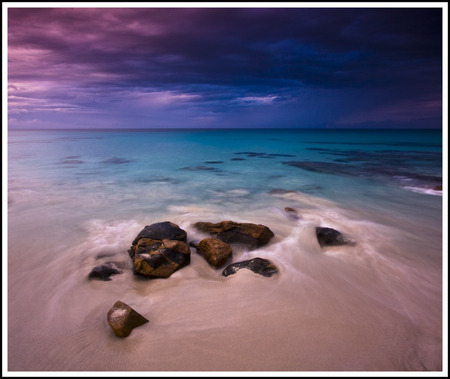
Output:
[[92, 209, 355, 337], [124, 220, 277, 279]]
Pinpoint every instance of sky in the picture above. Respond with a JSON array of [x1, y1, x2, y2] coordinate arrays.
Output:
[[4, 3, 446, 130]]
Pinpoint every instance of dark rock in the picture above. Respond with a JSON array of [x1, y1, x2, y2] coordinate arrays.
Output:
[[131, 221, 187, 245], [432, 184, 442, 191], [222, 257, 278, 277], [88, 262, 123, 281], [196, 238, 232, 268], [315, 227, 352, 247], [107, 300, 148, 338], [128, 222, 190, 278], [193, 220, 274, 249]]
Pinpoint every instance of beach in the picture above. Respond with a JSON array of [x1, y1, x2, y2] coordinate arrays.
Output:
[[6, 128, 443, 372]]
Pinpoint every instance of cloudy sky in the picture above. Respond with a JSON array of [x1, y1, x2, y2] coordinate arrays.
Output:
[[6, 4, 444, 129]]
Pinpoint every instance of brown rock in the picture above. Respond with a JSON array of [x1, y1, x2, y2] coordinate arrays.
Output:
[[196, 238, 232, 268], [107, 300, 148, 338], [128, 221, 191, 279], [193, 220, 274, 249], [129, 238, 190, 278]]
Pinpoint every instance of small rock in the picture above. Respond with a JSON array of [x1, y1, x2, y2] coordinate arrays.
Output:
[[88, 262, 122, 281], [196, 238, 232, 268], [107, 300, 148, 338], [315, 227, 352, 247], [432, 184, 442, 191], [222, 257, 278, 277]]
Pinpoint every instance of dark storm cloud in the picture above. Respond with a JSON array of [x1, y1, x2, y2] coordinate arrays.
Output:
[[7, 6, 443, 129]]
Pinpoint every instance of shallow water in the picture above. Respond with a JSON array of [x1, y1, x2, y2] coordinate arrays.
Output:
[[6, 128, 443, 372]]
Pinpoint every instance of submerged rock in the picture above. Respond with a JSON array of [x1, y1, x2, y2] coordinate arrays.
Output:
[[88, 262, 123, 281], [315, 227, 352, 247], [107, 300, 148, 338], [284, 207, 300, 220], [269, 188, 298, 195], [128, 222, 190, 278], [222, 257, 278, 277], [193, 220, 274, 249], [196, 238, 232, 268]]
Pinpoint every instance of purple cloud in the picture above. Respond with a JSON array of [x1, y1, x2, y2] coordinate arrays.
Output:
[[7, 6, 443, 129]]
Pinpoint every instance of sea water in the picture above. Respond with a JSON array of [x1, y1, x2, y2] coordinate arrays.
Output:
[[6, 128, 444, 372]]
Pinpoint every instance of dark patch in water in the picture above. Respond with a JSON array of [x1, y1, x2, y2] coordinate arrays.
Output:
[[102, 157, 132, 165], [268, 188, 298, 195], [304, 141, 442, 148], [60, 159, 84, 164], [307, 148, 441, 164], [180, 165, 222, 173], [64, 155, 81, 159], [60, 155, 84, 164], [204, 160, 224, 164], [283, 152, 442, 190], [57, 136, 104, 141], [300, 184, 323, 192], [235, 152, 296, 158], [133, 176, 177, 184], [231, 158, 246, 161]]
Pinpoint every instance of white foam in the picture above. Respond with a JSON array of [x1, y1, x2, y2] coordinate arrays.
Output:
[[403, 186, 443, 196]]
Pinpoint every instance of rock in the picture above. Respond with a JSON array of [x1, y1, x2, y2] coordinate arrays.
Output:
[[131, 221, 187, 245], [130, 238, 191, 278], [189, 241, 199, 248], [196, 238, 232, 268], [88, 262, 123, 281], [193, 221, 274, 249], [222, 257, 278, 277], [315, 227, 352, 247], [284, 207, 300, 220], [107, 300, 148, 338], [432, 184, 442, 191], [128, 222, 190, 278]]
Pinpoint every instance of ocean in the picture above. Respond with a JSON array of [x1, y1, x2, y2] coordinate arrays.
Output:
[[6, 128, 444, 373]]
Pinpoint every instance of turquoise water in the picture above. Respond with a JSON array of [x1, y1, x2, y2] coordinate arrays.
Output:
[[6, 128, 444, 372]]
